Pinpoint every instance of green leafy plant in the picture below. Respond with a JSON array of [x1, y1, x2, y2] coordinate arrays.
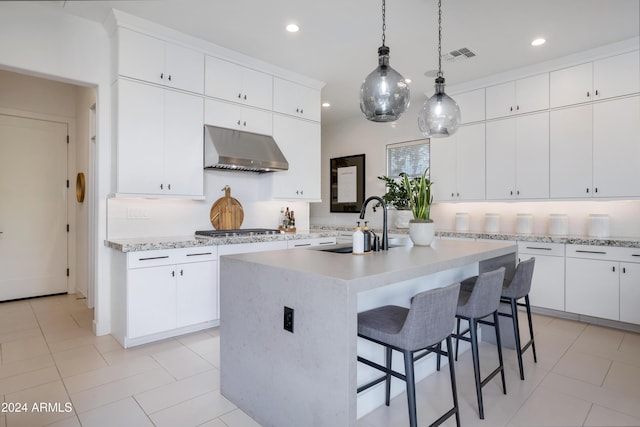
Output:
[[373, 174, 410, 211], [402, 168, 433, 221]]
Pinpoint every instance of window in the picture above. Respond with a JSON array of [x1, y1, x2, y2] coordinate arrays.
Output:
[[386, 139, 430, 178]]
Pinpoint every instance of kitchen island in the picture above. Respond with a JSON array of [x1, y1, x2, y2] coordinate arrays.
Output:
[[219, 238, 516, 427]]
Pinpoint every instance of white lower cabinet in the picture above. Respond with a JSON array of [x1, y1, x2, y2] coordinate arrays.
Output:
[[620, 262, 640, 324], [122, 247, 217, 347], [518, 242, 565, 311]]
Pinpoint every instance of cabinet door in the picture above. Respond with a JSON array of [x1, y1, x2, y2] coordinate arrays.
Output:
[[485, 118, 516, 199], [620, 262, 640, 325], [128, 265, 177, 338], [486, 81, 515, 119], [430, 137, 457, 201], [454, 88, 485, 124], [118, 28, 165, 86], [456, 123, 485, 200], [271, 115, 321, 200], [516, 73, 549, 114], [593, 96, 640, 197], [164, 91, 204, 196], [550, 105, 593, 198], [273, 78, 321, 122], [117, 80, 165, 195], [520, 254, 565, 311], [593, 51, 640, 100], [566, 258, 619, 321], [204, 99, 272, 136], [205, 56, 273, 110], [550, 62, 592, 108], [176, 261, 217, 327], [164, 42, 205, 94], [515, 112, 549, 199]]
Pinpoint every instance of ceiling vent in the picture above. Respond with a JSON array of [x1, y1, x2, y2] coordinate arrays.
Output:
[[443, 47, 477, 63]]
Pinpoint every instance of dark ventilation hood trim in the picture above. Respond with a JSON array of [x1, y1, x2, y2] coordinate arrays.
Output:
[[203, 125, 289, 173]]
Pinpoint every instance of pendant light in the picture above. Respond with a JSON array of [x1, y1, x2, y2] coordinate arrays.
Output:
[[359, 0, 410, 122], [417, 0, 460, 137]]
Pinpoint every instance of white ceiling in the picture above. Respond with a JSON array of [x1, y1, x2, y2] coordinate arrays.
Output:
[[40, 0, 640, 125]]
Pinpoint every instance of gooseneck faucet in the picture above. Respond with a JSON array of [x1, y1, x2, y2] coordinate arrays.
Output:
[[360, 196, 389, 250]]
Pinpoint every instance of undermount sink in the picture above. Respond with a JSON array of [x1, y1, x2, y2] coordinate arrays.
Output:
[[317, 237, 410, 254]]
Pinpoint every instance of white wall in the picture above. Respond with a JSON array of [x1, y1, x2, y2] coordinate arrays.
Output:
[[0, 3, 112, 335]]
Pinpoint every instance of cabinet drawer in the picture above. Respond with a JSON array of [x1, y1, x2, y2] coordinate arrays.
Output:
[[128, 247, 217, 268], [566, 244, 640, 262], [518, 242, 565, 257]]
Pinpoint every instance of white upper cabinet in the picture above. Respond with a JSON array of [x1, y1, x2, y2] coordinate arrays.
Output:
[[273, 78, 321, 122], [271, 114, 321, 201], [486, 112, 549, 200], [116, 79, 204, 197], [118, 27, 204, 94], [486, 73, 549, 119], [204, 98, 273, 136], [453, 88, 485, 124], [205, 56, 273, 110], [550, 50, 640, 108], [431, 123, 485, 201]]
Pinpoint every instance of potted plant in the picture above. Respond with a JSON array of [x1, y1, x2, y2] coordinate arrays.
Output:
[[374, 174, 413, 228], [402, 168, 435, 246]]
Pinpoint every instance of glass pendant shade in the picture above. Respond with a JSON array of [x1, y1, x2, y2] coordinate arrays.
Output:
[[418, 76, 461, 137], [360, 46, 410, 122]]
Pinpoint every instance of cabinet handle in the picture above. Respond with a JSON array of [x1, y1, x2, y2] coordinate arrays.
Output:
[[587, 91, 590, 98], [186, 252, 213, 257], [300, 108, 304, 114], [167, 184, 171, 190], [516, 190, 520, 196], [612, 266, 616, 272], [595, 187, 598, 193], [171, 270, 175, 277], [294, 243, 311, 247], [516, 105, 520, 111], [595, 89, 599, 96], [160, 183, 163, 190], [456, 192, 460, 197], [525, 246, 552, 251], [180, 269, 184, 276], [244, 95, 247, 100], [138, 256, 170, 261], [160, 72, 164, 79], [510, 106, 513, 112], [238, 93, 242, 99], [576, 250, 607, 255], [622, 267, 626, 274], [243, 121, 247, 126], [451, 192, 455, 197], [318, 241, 334, 245], [168, 75, 172, 81], [632, 254, 640, 257], [237, 120, 241, 125], [510, 190, 513, 196], [586, 188, 589, 193]]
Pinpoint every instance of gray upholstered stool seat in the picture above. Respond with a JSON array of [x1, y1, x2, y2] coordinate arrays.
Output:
[[357, 283, 461, 427], [449, 267, 507, 420], [461, 257, 537, 380]]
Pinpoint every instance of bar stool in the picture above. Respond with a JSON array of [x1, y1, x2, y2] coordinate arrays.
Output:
[[357, 283, 461, 427], [452, 267, 507, 419], [461, 258, 537, 380]]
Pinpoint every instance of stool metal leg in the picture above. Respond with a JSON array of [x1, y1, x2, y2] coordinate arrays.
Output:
[[468, 318, 485, 419], [509, 297, 525, 380], [385, 347, 392, 406], [493, 311, 507, 395], [524, 295, 538, 363], [403, 350, 418, 427], [445, 335, 461, 427]]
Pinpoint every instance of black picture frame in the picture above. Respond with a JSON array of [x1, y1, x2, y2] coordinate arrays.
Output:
[[330, 154, 365, 213]]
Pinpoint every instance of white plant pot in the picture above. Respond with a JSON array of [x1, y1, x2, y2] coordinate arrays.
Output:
[[393, 209, 413, 229], [408, 220, 435, 246]]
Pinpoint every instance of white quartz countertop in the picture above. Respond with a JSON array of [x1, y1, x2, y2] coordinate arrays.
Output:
[[222, 239, 516, 293], [105, 231, 338, 252]]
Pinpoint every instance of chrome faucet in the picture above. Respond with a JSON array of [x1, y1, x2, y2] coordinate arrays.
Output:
[[360, 196, 389, 250]]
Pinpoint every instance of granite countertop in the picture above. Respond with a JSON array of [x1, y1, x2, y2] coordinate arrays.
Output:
[[105, 230, 339, 252], [311, 225, 640, 248]]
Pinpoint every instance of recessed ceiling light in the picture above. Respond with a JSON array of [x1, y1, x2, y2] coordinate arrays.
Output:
[[405, 78, 412, 84], [286, 24, 300, 33], [531, 38, 546, 46], [322, 102, 331, 108]]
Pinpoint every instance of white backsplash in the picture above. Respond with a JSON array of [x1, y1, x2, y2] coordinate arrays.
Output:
[[107, 170, 310, 239]]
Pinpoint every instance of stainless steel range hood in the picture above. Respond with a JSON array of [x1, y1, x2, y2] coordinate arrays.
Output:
[[204, 125, 288, 173]]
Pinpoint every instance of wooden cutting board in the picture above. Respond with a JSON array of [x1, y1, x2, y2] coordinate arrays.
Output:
[[210, 186, 244, 230]]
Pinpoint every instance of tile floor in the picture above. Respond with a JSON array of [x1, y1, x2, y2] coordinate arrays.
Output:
[[0, 294, 639, 427]]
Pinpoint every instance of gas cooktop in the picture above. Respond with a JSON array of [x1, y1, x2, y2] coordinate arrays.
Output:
[[195, 228, 283, 237]]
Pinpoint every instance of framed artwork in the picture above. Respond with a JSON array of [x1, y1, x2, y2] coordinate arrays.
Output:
[[330, 154, 365, 213]]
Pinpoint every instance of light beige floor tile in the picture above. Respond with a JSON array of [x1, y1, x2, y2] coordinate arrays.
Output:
[[618, 332, 640, 367], [48, 333, 121, 354], [70, 367, 175, 413], [134, 368, 219, 414], [552, 350, 612, 386], [0, 354, 54, 380], [43, 416, 81, 426], [509, 384, 591, 426], [177, 331, 220, 357], [51, 345, 108, 378], [43, 327, 94, 347], [1, 335, 50, 364], [218, 408, 262, 427], [148, 390, 236, 427], [151, 346, 213, 379], [100, 339, 183, 366], [199, 418, 227, 427], [0, 327, 42, 345], [584, 404, 640, 427], [5, 380, 75, 427], [602, 360, 640, 398], [77, 397, 153, 427], [63, 355, 160, 394], [0, 366, 60, 395]]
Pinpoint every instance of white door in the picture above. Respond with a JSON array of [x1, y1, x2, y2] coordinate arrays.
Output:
[[0, 114, 68, 300]]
